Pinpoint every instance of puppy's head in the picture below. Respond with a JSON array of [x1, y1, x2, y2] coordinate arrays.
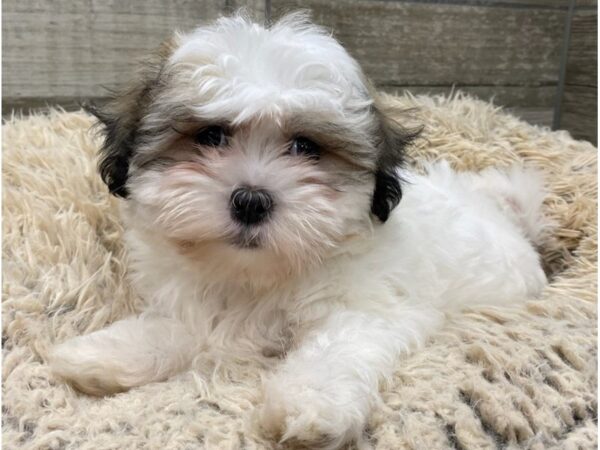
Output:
[[89, 13, 419, 284]]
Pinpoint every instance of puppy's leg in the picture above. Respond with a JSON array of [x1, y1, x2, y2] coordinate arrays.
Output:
[[259, 307, 443, 449], [49, 315, 196, 396]]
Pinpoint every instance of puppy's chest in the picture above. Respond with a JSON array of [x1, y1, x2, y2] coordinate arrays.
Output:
[[206, 286, 329, 358], [207, 301, 294, 358]]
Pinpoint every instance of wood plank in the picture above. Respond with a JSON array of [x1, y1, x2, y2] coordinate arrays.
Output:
[[3, 85, 555, 128], [271, 1, 566, 88], [381, 85, 556, 107], [490, 1, 569, 6], [558, 8, 597, 144], [6, 86, 556, 112], [358, 1, 572, 8], [2, 0, 265, 100], [423, 1, 569, 7], [560, 85, 597, 144], [382, 85, 555, 126], [505, 107, 554, 127], [2, 97, 106, 116], [565, 8, 597, 87]]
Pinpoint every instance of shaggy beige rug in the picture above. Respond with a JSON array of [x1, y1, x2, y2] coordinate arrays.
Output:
[[3, 94, 597, 450]]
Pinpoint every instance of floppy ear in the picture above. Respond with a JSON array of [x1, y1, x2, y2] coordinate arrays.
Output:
[[84, 38, 176, 198], [84, 97, 139, 198], [370, 97, 422, 222]]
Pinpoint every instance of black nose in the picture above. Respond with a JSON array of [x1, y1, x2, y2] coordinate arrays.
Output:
[[230, 186, 273, 225]]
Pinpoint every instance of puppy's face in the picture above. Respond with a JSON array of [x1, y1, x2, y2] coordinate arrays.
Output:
[[91, 14, 417, 283]]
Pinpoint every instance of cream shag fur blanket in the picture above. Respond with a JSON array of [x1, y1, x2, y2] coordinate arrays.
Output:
[[3, 94, 597, 450]]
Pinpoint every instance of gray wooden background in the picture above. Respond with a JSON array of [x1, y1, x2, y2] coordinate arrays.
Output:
[[3, 0, 597, 144]]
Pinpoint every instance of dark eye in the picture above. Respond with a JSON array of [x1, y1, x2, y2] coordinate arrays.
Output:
[[290, 137, 320, 160], [194, 126, 227, 147]]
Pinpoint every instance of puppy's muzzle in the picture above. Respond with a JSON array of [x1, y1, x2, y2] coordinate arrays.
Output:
[[230, 186, 273, 225]]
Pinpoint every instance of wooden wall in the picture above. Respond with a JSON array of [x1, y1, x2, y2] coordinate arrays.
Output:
[[559, 0, 597, 144], [272, 0, 566, 127], [2, 0, 263, 110], [2, 0, 597, 142]]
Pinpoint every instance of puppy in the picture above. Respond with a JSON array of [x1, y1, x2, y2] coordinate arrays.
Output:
[[50, 12, 548, 449]]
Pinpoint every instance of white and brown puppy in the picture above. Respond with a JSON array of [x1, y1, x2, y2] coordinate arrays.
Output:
[[50, 12, 548, 449]]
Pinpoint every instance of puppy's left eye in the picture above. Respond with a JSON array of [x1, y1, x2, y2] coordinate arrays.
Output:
[[290, 137, 320, 160], [194, 126, 227, 147]]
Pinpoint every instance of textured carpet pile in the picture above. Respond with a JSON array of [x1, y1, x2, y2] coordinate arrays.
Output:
[[3, 94, 597, 449]]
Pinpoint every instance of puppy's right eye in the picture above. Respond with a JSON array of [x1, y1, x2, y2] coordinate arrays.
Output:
[[194, 126, 227, 147], [290, 137, 320, 160]]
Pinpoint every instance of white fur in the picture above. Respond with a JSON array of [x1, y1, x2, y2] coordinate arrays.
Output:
[[50, 14, 548, 449]]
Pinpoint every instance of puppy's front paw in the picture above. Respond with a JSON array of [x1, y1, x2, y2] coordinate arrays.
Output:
[[258, 374, 369, 449], [49, 337, 127, 396], [50, 317, 195, 395]]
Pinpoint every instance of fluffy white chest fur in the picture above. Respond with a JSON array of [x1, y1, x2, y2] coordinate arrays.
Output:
[[50, 13, 547, 449]]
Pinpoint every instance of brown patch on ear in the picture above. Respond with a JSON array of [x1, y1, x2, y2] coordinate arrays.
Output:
[[84, 35, 180, 197], [370, 93, 423, 222]]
